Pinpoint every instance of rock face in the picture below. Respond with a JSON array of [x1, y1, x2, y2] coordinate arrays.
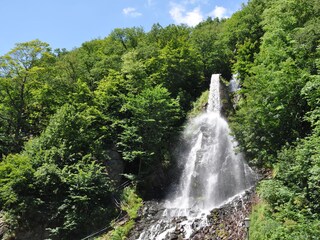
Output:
[[219, 79, 235, 118], [104, 148, 124, 184], [190, 189, 258, 240], [128, 201, 166, 240], [128, 188, 258, 240]]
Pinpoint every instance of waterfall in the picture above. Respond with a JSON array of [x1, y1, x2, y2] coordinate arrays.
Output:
[[136, 74, 257, 240], [167, 74, 255, 210], [207, 73, 221, 113]]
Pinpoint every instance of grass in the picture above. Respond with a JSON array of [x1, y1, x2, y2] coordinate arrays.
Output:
[[98, 186, 142, 240]]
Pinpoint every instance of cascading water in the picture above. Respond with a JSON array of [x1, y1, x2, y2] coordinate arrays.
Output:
[[136, 74, 257, 240]]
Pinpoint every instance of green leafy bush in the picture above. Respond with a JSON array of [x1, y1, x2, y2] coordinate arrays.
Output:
[[0, 104, 116, 239], [101, 186, 142, 240], [187, 90, 209, 118], [250, 200, 320, 240]]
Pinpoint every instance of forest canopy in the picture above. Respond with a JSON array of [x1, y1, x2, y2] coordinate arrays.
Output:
[[0, 0, 319, 239]]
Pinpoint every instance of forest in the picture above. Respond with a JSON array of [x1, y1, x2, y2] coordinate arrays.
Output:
[[0, 0, 319, 239]]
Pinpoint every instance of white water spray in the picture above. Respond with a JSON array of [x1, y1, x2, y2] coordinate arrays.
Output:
[[137, 74, 256, 239]]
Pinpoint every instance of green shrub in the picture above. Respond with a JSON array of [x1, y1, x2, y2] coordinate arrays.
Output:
[[101, 186, 142, 240], [249, 201, 281, 240], [249, 201, 320, 240], [257, 180, 295, 208], [188, 90, 209, 118]]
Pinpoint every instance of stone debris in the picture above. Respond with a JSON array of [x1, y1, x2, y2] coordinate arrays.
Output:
[[128, 187, 259, 240]]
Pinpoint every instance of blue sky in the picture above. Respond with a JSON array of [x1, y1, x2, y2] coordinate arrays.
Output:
[[0, 0, 247, 55]]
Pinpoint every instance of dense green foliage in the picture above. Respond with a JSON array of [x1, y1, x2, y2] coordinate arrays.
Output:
[[187, 90, 209, 118], [0, 104, 116, 239], [228, 0, 320, 238], [249, 200, 320, 240], [0, 0, 319, 238], [0, 21, 224, 239], [100, 186, 143, 240]]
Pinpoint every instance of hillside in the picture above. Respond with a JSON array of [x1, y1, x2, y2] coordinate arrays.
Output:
[[0, 0, 319, 239]]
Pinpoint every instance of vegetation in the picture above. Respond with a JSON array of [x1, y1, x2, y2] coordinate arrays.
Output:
[[0, 22, 218, 239], [0, 0, 319, 239], [187, 90, 209, 118], [99, 186, 142, 240], [228, 0, 320, 238]]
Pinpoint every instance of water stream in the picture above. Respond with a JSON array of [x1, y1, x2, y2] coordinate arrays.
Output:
[[136, 74, 257, 239]]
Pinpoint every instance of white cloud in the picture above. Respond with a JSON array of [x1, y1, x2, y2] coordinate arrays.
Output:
[[209, 6, 227, 19], [169, 3, 203, 26], [169, 1, 229, 26], [122, 7, 142, 17]]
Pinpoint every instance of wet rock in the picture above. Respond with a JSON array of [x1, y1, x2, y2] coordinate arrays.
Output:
[[190, 187, 258, 240], [128, 187, 258, 240]]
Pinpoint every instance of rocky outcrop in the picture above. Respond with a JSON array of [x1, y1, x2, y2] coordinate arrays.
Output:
[[103, 148, 124, 184], [219, 78, 235, 118], [128, 201, 166, 240], [190, 189, 258, 240], [128, 188, 258, 240]]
